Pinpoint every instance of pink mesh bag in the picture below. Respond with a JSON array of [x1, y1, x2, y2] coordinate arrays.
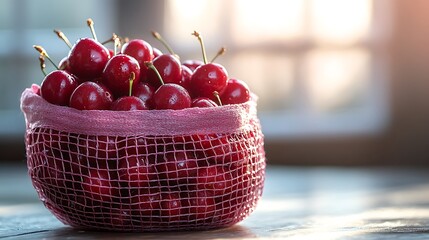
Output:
[[20, 85, 266, 232]]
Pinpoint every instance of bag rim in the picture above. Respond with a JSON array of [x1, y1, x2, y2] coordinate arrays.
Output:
[[21, 86, 259, 136]]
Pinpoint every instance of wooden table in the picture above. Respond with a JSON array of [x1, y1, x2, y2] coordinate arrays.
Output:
[[2, 164, 429, 239]]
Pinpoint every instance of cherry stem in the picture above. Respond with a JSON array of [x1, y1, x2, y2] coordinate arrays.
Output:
[[33, 45, 59, 70], [39, 55, 47, 76], [213, 91, 222, 106], [145, 61, 164, 85], [101, 33, 118, 45], [211, 47, 226, 63], [129, 72, 135, 96], [192, 31, 208, 64], [114, 35, 121, 56], [53, 29, 72, 49], [86, 18, 98, 42], [152, 31, 175, 55]]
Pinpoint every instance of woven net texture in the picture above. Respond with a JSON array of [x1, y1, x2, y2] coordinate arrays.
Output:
[[21, 86, 266, 232]]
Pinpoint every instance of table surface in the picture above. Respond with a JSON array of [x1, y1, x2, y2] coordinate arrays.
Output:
[[2, 164, 429, 240]]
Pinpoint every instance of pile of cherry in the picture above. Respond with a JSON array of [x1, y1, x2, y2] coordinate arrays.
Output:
[[35, 19, 250, 111], [29, 19, 263, 230]]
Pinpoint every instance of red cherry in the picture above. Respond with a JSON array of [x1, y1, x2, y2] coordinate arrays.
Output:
[[160, 192, 182, 221], [69, 82, 113, 110], [111, 96, 148, 111], [82, 169, 119, 202], [147, 55, 182, 89], [132, 82, 155, 109], [187, 190, 216, 220], [121, 39, 154, 82], [179, 65, 193, 92], [102, 54, 141, 97], [130, 191, 161, 217], [40, 70, 78, 106], [68, 38, 110, 79], [197, 166, 232, 195], [78, 135, 122, 169], [220, 79, 250, 104], [153, 83, 191, 110], [191, 97, 218, 108], [58, 57, 71, 72], [182, 59, 203, 72], [190, 63, 228, 99], [156, 151, 198, 184], [119, 156, 156, 189], [108, 49, 114, 58], [153, 48, 162, 58]]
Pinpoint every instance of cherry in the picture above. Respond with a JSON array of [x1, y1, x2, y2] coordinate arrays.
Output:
[[160, 192, 182, 221], [82, 168, 119, 202], [121, 39, 154, 82], [191, 97, 218, 108], [40, 70, 78, 106], [154, 84, 191, 110], [187, 190, 216, 220], [69, 82, 113, 110], [194, 133, 246, 164], [132, 82, 155, 109], [130, 191, 161, 217], [182, 59, 203, 72], [102, 54, 141, 97], [58, 57, 71, 72], [146, 61, 191, 110], [146, 54, 182, 89], [111, 96, 148, 111], [197, 166, 232, 195], [179, 65, 192, 92], [156, 151, 198, 185], [118, 155, 156, 189], [191, 63, 228, 99], [78, 135, 121, 169], [68, 38, 110, 79], [220, 78, 250, 104], [153, 48, 162, 58]]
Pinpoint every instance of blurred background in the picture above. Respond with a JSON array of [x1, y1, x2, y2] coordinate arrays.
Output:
[[1, 0, 429, 166]]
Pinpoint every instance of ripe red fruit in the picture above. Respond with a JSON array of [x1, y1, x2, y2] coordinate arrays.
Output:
[[147, 55, 182, 89], [220, 79, 250, 104], [153, 83, 191, 110], [111, 96, 149, 111], [182, 59, 203, 72], [187, 190, 216, 220], [191, 97, 218, 108], [119, 156, 155, 189], [197, 166, 232, 195], [82, 169, 119, 202], [130, 191, 161, 217], [121, 39, 154, 82], [102, 54, 141, 97], [132, 83, 154, 109], [68, 38, 110, 79], [153, 48, 162, 58], [160, 192, 182, 222], [69, 82, 113, 110], [190, 63, 228, 99], [40, 70, 78, 106], [58, 57, 71, 72], [156, 151, 198, 184], [179, 65, 193, 92]]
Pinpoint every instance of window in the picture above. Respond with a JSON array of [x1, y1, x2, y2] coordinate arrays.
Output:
[[0, 0, 115, 137], [163, 0, 391, 138]]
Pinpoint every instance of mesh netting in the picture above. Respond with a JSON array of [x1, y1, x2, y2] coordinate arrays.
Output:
[[21, 86, 266, 232]]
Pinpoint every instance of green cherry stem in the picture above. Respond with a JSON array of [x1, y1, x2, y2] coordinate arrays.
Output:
[[192, 31, 208, 64], [211, 47, 226, 63], [86, 18, 98, 42], [152, 31, 176, 56], [129, 72, 135, 96], [145, 61, 164, 85], [53, 29, 72, 49], [213, 91, 222, 106], [33, 45, 59, 70], [39, 55, 47, 76]]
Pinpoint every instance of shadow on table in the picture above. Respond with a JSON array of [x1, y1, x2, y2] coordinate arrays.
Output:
[[22, 224, 258, 240]]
